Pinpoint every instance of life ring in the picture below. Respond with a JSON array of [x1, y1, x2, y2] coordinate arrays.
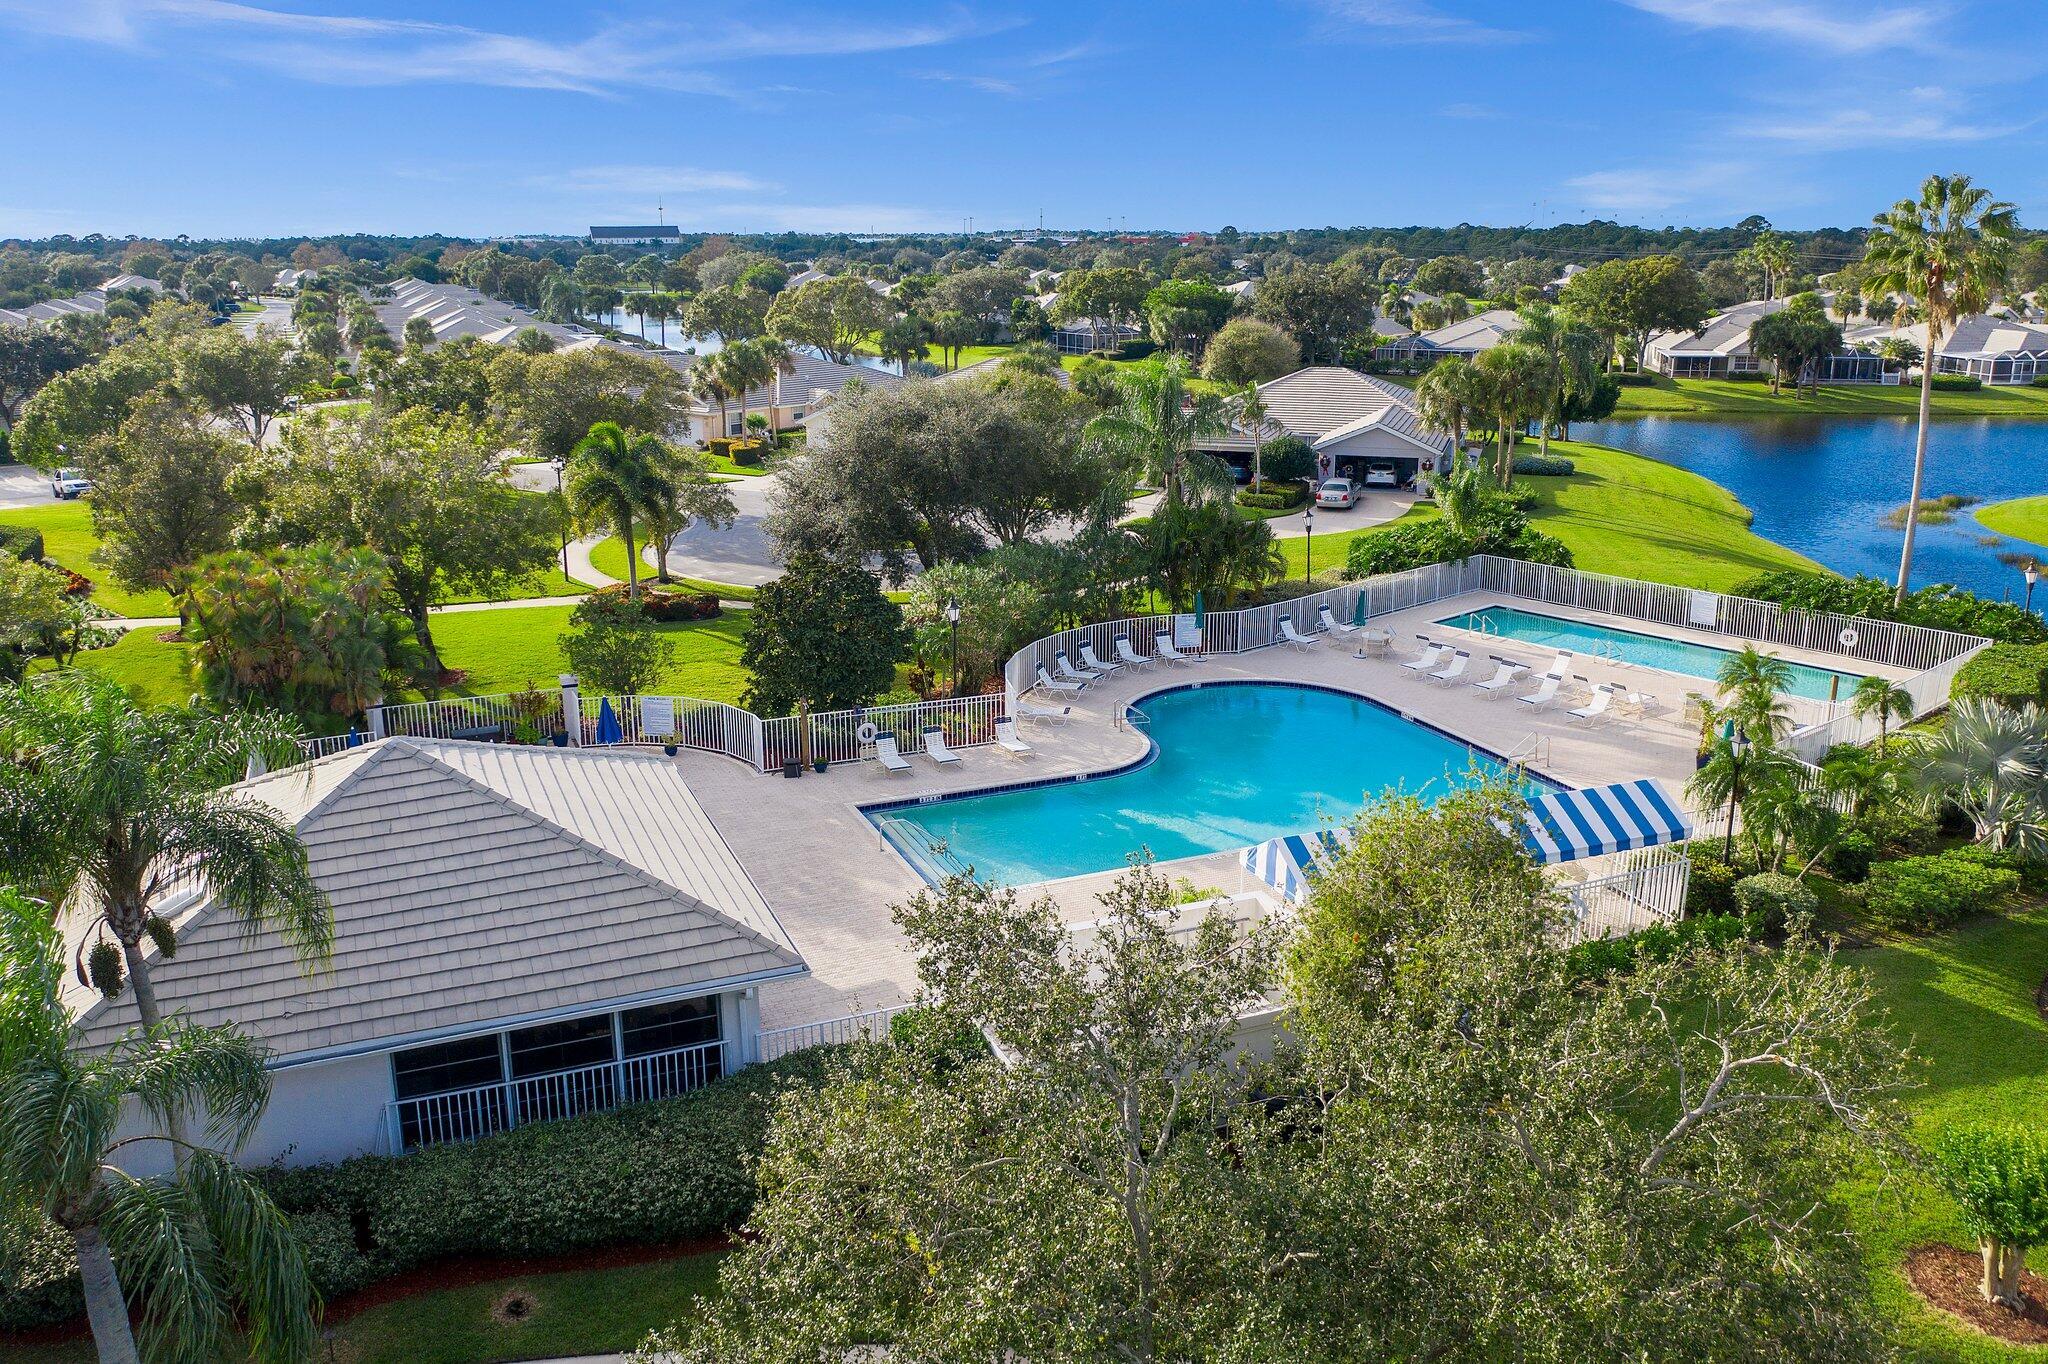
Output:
[[855, 721, 879, 744], [1838, 627, 1860, 649]]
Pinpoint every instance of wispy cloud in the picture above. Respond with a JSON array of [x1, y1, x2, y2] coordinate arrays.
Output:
[[0, 0, 999, 97], [1442, 102, 1499, 120], [1312, 0, 1529, 45], [1562, 160, 1759, 215], [909, 37, 1113, 98], [1616, 0, 1937, 54], [529, 165, 777, 196], [911, 70, 1022, 95], [1732, 87, 2031, 148]]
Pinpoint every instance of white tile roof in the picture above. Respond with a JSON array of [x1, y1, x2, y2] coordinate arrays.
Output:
[[1941, 313, 2048, 359], [1241, 366, 1451, 458], [64, 739, 803, 1063], [1409, 307, 1520, 354], [661, 348, 904, 413], [1646, 298, 1786, 361]]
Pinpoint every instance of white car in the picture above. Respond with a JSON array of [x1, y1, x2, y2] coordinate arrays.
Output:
[[1315, 477, 1358, 509], [1362, 462, 1399, 487], [51, 467, 92, 500]]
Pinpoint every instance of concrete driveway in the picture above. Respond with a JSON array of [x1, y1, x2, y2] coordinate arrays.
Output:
[[657, 474, 781, 587], [0, 463, 57, 509]]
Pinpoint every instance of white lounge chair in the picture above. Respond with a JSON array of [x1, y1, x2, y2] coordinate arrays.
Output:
[[872, 733, 912, 774], [1154, 633, 1194, 666], [1318, 604, 1360, 637], [1016, 698, 1071, 725], [1034, 664, 1083, 695], [1568, 685, 1616, 726], [1471, 659, 1526, 697], [1114, 634, 1154, 670], [1054, 650, 1102, 686], [1427, 650, 1471, 686], [1401, 640, 1449, 673], [921, 726, 962, 766], [1517, 675, 1564, 710], [1537, 651, 1574, 683], [1278, 614, 1320, 652], [1078, 642, 1122, 675], [993, 717, 1035, 756]]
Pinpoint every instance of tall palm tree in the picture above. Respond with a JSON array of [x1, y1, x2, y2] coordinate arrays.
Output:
[[565, 421, 669, 601], [1714, 644, 1797, 742], [1514, 303, 1604, 456], [1910, 698, 2048, 851], [1412, 355, 1480, 472], [0, 675, 330, 1031], [1473, 342, 1556, 485], [1084, 356, 1232, 508], [711, 342, 770, 446], [1236, 383, 1270, 491], [1744, 232, 1797, 301], [1850, 675, 1915, 753], [1862, 174, 2018, 605], [0, 887, 318, 1364]]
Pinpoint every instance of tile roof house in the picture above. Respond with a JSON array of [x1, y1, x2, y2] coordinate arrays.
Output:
[[1646, 296, 1884, 383], [656, 347, 905, 443], [1373, 308, 1521, 366], [1932, 314, 2048, 385], [74, 738, 805, 1166], [1200, 366, 1453, 488]]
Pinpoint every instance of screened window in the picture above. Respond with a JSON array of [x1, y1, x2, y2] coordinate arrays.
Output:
[[507, 1013, 616, 1079], [620, 996, 721, 1057], [392, 1034, 504, 1100]]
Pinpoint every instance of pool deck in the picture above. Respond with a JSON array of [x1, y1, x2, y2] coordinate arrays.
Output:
[[672, 589, 1908, 1030]]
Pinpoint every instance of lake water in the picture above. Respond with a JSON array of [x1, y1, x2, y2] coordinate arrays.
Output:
[[1578, 415, 2048, 601], [595, 308, 903, 374]]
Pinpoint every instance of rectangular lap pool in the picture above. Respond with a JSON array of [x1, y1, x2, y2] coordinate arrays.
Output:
[[1434, 604, 1862, 702], [866, 681, 1547, 887]]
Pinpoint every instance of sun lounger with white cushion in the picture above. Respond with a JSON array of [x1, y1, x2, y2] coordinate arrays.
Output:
[[1114, 635, 1154, 670], [1278, 614, 1320, 652], [1401, 640, 1449, 673], [1318, 604, 1359, 636], [1034, 664, 1083, 695], [872, 733, 912, 774], [1538, 651, 1574, 682], [1427, 650, 1471, 685], [1154, 633, 1193, 666], [1054, 650, 1101, 686], [921, 726, 962, 765], [1568, 685, 1616, 726], [993, 717, 1035, 756], [1017, 698, 1070, 725], [1471, 659, 1526, 696], [1517, 675, 1564, 709], [1078, 642, 1121, 675]]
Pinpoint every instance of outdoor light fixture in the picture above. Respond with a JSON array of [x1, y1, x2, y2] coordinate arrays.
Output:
[[945, 597, 961, 697], [2026, 562, 2040, 615], [1723, 724, 1752, 862]]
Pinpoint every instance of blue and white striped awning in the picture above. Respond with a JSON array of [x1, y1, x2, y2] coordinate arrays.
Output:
[[1518, 779, 1692, 864], [1241, 831, 1344, 902]]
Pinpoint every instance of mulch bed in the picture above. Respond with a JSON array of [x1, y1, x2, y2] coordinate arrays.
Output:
[[1905, 1243, 2048, 1345]]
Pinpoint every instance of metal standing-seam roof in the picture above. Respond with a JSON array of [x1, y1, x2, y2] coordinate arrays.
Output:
[[62, 739, 805, 1065]]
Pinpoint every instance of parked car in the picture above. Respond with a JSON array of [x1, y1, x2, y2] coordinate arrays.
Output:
[[1362, 462, 1399, 487], [51, 467, 92, 500], [1315, 477, 1358, 509]]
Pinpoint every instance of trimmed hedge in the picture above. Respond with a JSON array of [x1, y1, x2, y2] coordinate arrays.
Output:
[[1511, 453, 1575, 477], [1862, 850, 2019, 933], [0, 1049, 842, 1329], [0, 524, 43, 563], [1732, 569, 2048, 646], [589, 583, 722, 621], [1930, 373, 1983, 392], [1685, 858, 1741, 917], [1610, 372, 1657, 386], [1236, 485, 1307, 512], [1951, 643, 2048, 708]]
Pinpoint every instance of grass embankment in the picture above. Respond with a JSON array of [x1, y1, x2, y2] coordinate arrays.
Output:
[[1611, 375, 2048, 418], [1975, 496, 2048, 550], [65, 606, 752, 710], [588, 536, 761, 602], [1274, 439, 1817, 592]]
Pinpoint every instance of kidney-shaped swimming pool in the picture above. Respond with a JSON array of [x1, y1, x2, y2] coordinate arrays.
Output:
[[866, 681, 1543, 886]]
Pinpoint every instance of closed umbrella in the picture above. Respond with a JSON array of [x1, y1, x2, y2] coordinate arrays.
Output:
[[1350, 591, 1369, 628], [595, 697, 624, 745], [1193, 590, 1205, 629]]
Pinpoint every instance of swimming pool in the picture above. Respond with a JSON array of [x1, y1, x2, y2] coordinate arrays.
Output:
[[1434, 604, 1862, 701], [867, 682, 1540, 886]]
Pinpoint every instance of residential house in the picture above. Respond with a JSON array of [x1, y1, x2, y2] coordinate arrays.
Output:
[[660, 348, 906, 443], [1646, 297, 1884, 383], [74, 738, 806, 1169], [1199, 365, 1453, 488], [378, 279, 599, 352], [1372, 307, 1521, 368], [1931, 314, 2048, 385], [589, 225, 681, 245]]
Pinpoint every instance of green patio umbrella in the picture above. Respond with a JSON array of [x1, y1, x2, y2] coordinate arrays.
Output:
[[1192, 590, 1205, 628], [1350, 591, 1369, 628]]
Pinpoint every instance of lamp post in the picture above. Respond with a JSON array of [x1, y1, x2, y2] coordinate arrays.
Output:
[[1722, 725, 1751, 863], [945, 597, 961, 698], [552, 457, 569, 576], [2026, 562, 2040, 616], [1303, 501, 1315, 582]]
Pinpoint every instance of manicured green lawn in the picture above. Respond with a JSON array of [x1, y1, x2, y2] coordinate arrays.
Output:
[[42, 627, 196, 705], [1974, 496, 2048, 551], [0, 501, 173, 617], [588, 536, 762, 602], [435, 567, 587, 605], [1611, 375, 2048, 418]]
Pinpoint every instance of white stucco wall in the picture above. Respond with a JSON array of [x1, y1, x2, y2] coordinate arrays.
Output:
[[110, 1051, 393, 1177]]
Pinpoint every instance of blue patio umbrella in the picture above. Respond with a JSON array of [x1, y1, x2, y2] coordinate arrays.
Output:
[[595, 697, 624, 745]]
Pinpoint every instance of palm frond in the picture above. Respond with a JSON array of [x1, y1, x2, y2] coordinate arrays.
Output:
[[182, 1150, 322, 1361], [117, 1020, 272, 1152], [99, 1171, 237, 1364]]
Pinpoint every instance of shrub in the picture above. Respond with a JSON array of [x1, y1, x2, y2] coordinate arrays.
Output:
[[1565, 912, 1762, 981], [1732, 872, 1818, 934], [1928, 1125, 2048, 1306], [1258, 435, 1317, 486], [1824, 830, 1877, 883], [1236, 485, 1306, 512], [1684, 857, 1741, 917], [591, 583, 721, 622], [2032, 375, 2048, 389], [889, 1004, 991, 1066], [1733, 569, 2048, 645], [730, 442, 766, 467], [0, 524, 43, 563], [1345, 518, 1572, 578], [1610, 371, 1657, 386], [1862, 850, 2019, 932], [0, 1219, 83, 1332], [1511, 453, 1575, 477], [1952, 643, 2048, 708], [1930, 373, 1982, 392], [1725, 369, 1770, 383]]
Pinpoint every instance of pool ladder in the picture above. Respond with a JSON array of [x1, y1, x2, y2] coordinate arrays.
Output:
[[1506, 733, 1552, 772]]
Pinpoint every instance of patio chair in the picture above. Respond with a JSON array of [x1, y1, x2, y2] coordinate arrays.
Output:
[[921, 725, 963, 766], [1537, 651, 1575, 682], [1034, 664, 1083, 695], [1154, 632, 1194, 666], [1427, 650, 1472, 686], [872, 733, 913, 774], [1471, 658, 1526, 697], [1567, 684, 1617, 726], [1078, 642, 1122, 675], [1617, 689, 1658, 719], [1401, 640, 1450, 673], [1114, 634, 1155, 670], [1317, 604, 1360, 637], [1278, 614, 1320, 653], [993, 717, 1035, 757], [1517, 675, 1564, 710], [1054, 650, 1102, 686], [1017, 697, 1071, 725]]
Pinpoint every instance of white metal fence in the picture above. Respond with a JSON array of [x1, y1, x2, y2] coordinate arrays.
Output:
[[1785, 642, 1987, 762], [1561, 845, 1691, 943], [753, 1004, 912, 1063], [576, 693, 765, 767], [761, 695, 1006, 769]]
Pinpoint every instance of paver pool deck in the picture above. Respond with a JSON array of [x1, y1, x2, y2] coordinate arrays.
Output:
[[666, 590, 1912, 1030]]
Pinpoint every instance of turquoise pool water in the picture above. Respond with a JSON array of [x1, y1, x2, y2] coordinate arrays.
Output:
[[868, 682, 1535, 886], [1435, 604, 1861, 702]]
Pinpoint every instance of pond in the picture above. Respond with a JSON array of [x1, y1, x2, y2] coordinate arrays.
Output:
[[1578, 415, 2048, 601], [594, 307, 904, 374]]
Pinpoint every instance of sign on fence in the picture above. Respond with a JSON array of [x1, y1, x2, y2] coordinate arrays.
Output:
[[640, 696, 675, 738]]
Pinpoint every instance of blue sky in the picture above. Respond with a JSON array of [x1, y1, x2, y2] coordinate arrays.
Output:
[[1, 0, 2044, 240]]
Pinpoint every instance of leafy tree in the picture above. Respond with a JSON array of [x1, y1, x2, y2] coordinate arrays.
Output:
[[930, 267, 1031, 342], [1085, 355, 1232, 508], [565, 421, 671, 601], [684, 285, 771, 344], [923, 308, 977, 369], [1251, 262, 1376, 364], [1558, 254, 1709, 371], [1142, 279, 1233, 356], [1930, 1124, 2048, 1308], [1007, 295, 1049, 343], [82, 393, 243, 600], [0, 888, 318, 1364], [1514, 303, 1604, 454], [299, 319, 343, 366], [11, 341, 173, 469], [904, 559, 1042, 694], [1199, 317, 1299, 387], [1746, 294, 1843, 396], [0, 674, 326, 1029], [0, 324, 86, 430], [1875, 335, 1921, 376], [1863, 173, 2017, 603], [403, 314, 435, 351], [740, 553, 907, 715], [1053, 266, 1152, 352], [245, 407, 562, 674], [0, 558, 88, 680], [488, 346, 691, 462], [1140, 496, 1282, 609], [369, 333, 500, 422], [1412, 254, 1486, 297], [1258, 434, 1315, 485], [561, 592, 676, 696], [765, 277, 891, 364]]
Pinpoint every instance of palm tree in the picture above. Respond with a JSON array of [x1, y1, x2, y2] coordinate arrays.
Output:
[[1434, 466, 1490, 539], [639, 440, 738, 585], [0, 675, 330, 1031], [712, 342, 771, 447], [0, 887, 318, 1364], [1714, 644, 1797, 742], [1513, 304, 1602, 456], [1850, 675, 1915, 753], [1237, 383, 1269, 491], [1862, 174, 2018, 605], [1744, 232, 1797, 300], [1910, 698, 2048, 851], [1084, 356, 1233, 508], [1412, 355, 1480, 472], [1473, 342, 1556, 485], [565, 421, 669, 601], [1876, 334, 1922, 377]]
